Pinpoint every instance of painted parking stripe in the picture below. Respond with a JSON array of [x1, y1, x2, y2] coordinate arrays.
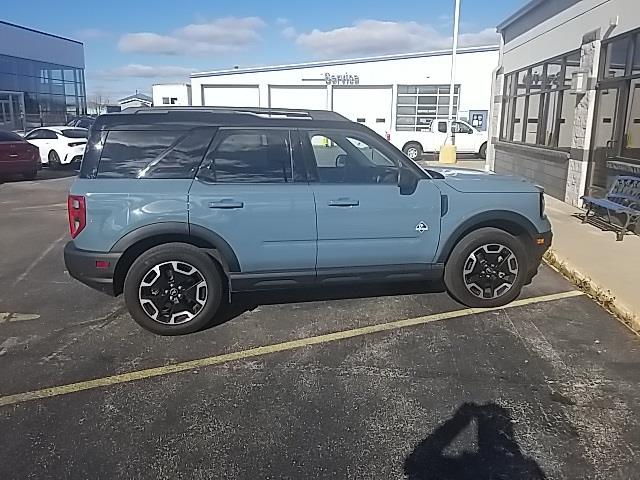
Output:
[[0, 290, 584, 408]]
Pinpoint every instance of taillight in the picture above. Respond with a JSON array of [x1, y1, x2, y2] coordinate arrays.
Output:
[[68, 195, 86, 239], [68, 142, 86, 147]]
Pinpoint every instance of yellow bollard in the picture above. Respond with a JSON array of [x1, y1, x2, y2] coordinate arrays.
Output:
[[439, 144, 457, 164]]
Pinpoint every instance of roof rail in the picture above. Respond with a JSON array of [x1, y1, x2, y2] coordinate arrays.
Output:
[[120, 106, 348, 121]]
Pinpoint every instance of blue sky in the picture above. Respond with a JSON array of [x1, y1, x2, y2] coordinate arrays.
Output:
[[5, 0, 526, 101]]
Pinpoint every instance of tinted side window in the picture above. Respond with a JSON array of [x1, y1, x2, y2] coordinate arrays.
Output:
[[437, 122, 447, 133], [138, 129, 215, 179], [302, 131, 398, 184], [61, 128, 88, 139], [97, 129, 214, 179], [200, 129, 292, 183], [41, 130, 58, 139], [452, 122, 472, 134]]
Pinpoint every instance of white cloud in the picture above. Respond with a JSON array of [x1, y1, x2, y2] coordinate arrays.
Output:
[[281, 26, 297, 40], [294, 20, 498, 58], [118, 17, 266, 55], [74, 28, 110, 40], [98, 64, 194, 79]]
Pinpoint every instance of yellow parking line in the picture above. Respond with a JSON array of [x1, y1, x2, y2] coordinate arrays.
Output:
[[0, 290, 583, 408]]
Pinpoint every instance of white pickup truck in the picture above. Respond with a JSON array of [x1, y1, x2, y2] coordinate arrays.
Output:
[[389, 119, 488, 160]]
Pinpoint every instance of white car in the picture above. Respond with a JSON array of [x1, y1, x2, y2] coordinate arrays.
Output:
[[389, 119, 488, 160], [24, 127, 88, 168]]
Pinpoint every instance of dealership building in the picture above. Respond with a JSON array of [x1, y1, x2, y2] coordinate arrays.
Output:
[[153, 46, 499, 139], [0, 21, 86, 132], [488, 0, 640, 204]]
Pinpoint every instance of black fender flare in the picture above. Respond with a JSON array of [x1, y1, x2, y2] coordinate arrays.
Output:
[[436, 210, 539, 263], [110, 222, 241, 272]]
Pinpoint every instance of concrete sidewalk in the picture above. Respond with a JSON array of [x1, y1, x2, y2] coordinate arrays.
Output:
[[544, 195, 640, 331]]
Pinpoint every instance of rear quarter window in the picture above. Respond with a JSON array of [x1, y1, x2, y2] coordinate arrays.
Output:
[[61, 128, 88, 139], [97, 129, 215, 179]]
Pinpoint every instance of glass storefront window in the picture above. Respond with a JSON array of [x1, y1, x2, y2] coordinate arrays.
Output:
[[0, 54, 86, 129], [541, 90, 560, 146], [633, 36, 640, 75], [530, 64, 544, 92], [546, 61, 562, 89], [526, 93, 541, 144], [564, 52, 581, 87], [622, 80, 640, 161], [604, 37, 630, 78], [517, 70, 528, 95], [558, 91, 576, 150], [513, 96, 525, 142]]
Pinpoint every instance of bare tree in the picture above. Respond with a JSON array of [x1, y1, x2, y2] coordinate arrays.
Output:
[[87, 93, 111, 115]]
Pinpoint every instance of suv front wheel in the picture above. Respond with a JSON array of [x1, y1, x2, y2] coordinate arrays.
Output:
[[444, 228, 528, 308], [124, 243, 223, 335]]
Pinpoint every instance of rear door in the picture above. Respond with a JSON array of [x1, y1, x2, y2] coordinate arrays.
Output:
[[299, 128, 442, 272], [188, 128, 317, 282], [71, 128, 211, 252]]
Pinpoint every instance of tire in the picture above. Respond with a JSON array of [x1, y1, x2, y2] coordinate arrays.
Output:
[[48, 150, 61, 169], [22, 170, 37, 180], [444, 227, 528, 308], [403, 142, 423, 160], [478, 142, 487, 159], [123, 242, 223, 335]]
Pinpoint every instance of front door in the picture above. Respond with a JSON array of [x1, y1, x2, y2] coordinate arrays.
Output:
[[0, 92, 25, 132], [299, 129, 442, 272], [188, 128, 317, 280]]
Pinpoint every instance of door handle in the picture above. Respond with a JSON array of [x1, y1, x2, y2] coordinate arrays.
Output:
[[328, 198, 359, 207], [208, 199, 244, 209]]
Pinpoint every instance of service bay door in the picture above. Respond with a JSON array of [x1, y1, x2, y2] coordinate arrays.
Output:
[[332, 86, 393, 138]]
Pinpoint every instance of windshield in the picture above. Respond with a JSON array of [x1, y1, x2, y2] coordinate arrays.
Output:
[[61, 128, 89, 139]]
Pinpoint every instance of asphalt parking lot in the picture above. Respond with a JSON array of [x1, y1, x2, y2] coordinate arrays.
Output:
[[1, 171, 640, 480]]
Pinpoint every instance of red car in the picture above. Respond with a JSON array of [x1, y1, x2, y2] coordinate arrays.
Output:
[[0, 130, 40, 180]]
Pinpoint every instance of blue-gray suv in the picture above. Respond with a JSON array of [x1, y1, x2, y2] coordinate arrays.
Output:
[[64, 107, 552, 335]]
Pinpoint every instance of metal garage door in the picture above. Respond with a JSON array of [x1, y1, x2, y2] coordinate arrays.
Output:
[[269, 86, 327, 110], [202, 85, 260, 107], [332, 86, 393, 138]]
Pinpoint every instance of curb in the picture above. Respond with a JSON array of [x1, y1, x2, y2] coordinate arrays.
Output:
[[543, 249, 640, 335]]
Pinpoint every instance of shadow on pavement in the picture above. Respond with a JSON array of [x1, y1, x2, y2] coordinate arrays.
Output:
[[404, 402, 547, 480], [208, 280, 447, 329]]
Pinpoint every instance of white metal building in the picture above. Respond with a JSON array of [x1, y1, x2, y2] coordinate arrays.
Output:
[[118, 93, 153, 109], [152, 83, 192, 107], [157, 46, 499, 140]]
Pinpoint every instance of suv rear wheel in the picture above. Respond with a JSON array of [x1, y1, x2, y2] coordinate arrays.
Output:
[[123, 243, 223, 335], [444, 227, 528, 308]]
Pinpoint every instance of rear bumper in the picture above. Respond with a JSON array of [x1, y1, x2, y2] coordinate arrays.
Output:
[[0, 159, 40, 174], [64, 242, 121, 296]]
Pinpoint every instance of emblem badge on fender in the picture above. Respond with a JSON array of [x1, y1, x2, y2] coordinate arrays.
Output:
[[416, 221, 428, 233]]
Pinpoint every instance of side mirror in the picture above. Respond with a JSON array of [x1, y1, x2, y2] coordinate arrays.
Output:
[[398, 166, 419, 195], [335, 154, 348, 168]]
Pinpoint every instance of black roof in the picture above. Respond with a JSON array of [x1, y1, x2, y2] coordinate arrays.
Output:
[[93, 106, 352, 131]]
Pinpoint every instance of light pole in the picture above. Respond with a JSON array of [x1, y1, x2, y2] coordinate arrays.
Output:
[[439, 0, 461, 164]]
